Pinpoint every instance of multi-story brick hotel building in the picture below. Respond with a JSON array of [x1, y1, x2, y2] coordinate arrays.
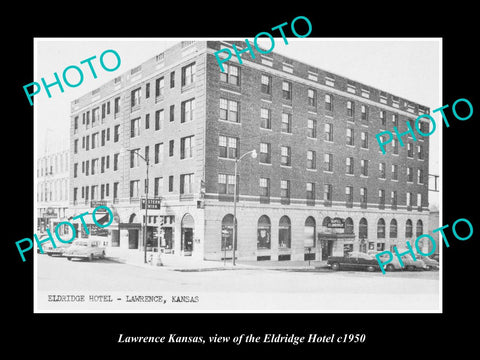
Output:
[[68, 40, 430, 262]]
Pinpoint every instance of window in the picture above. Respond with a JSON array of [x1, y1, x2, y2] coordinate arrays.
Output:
[[380, 110, 386, 126], [361, 131, 368, 148], [307, 150, 316, 169], [155, 77, 164, 97], [131, 88, 141, 108], [170, 71, 175, 88], [93, 133, 101, 149], [101, 130, 106, 146], [392, 164, 398, 180], [180, 173, 194, 194], [417, 169, 424, 184], [130, 149, 140, 168], [101, 157, 105, 173], [416, 220, 423, 237], [406, 219, 413, 238], [220, 63, 239, 85], [154, 177, 163, 197], [281, 113, 291, 133], [391, 191, 398, 206], [73, 163, 78, 178], [260, 142, 271, 164], [308, 89, 316, 107], [345, 218, 354, 234], [218, 174, 236, 194], [417, 193, 422, 209], [145, 114, 150, 129], [74, 116, 79, 134], [168, 175, 174, 192], [379, 162, 386, 179], [146, 83, 150, 98], [345, 186, 353, 202], [181, 98, 195, 123], [325, 123, 333, 142], [323, 153, 333, 172], [379, 189, 385, 205], [107, 101, 111, 115], [130, 118, 140, 138], [361, 105, 368, 121], [377, 219, 386, 238], [114, 153, 119, 171], [407, 167, 413, 182], [307, 182, 315, 200], [359, 218, 368, 238], [304, 217, 316, 248], [74, 139, 78, 154], [282, 81, 292, 100], [260, 108, 271, 129], [390, 219, 398, 238], [113, 182, 119, 201], [219, 135, 238, 159], [392, 114, 398, 127], [259, 177, 270, 197], [92, 108, 100, 126], [324, 184, 332, 201], [281, 180, 290, 199], [392, 139, 399, 154], [169, 140, 174, 157], [221, 214, 235, 251], [360, 159, 368, 176], [280, 146, 290, 166], [154, 143, 164, 164], [325, 94, 333, 111], [130, 180, 140, 198], [219, 98, 239, 122], [407, 143, 413, 158], [180, 135, 194, 159], [417, 144, 424, 160], [279, 216, 291, 249], [307, 119, 316, 138], [347, 101, 354, 117], [114, 125, 120, 142], [170, 104, 175, 122], [257, 215, 271, 250], [155, 109, 164, 130], [346, 157, 354, 175], [407, 192, 412, 206], [182, 63, 196, 87], [261, 74, 271, 94], [114, 97, 121, 115], [360, 187, 367, 204], [346, 128, 354, 146]]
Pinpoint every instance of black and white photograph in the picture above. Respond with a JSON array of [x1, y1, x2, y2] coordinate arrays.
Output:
[[33, 38, 441, 312], [6, 7, 479, 355]]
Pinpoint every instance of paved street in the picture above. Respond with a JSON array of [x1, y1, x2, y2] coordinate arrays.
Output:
[[36, 254, 440, 312]]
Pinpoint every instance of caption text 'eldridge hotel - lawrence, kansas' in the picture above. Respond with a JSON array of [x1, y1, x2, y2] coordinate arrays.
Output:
[[68, 40, 430, 263]]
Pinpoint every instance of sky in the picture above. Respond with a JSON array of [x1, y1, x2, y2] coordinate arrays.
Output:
[[34, 37, 441, 207]]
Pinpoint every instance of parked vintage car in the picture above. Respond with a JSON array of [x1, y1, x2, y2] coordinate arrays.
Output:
[[327, 251, 381, 272], [415, 255, 439, 270], [44, 242, 71, 257], [63, 240, 106, 261], [401, 254, 428, 271], [368, 251, 404, 271]]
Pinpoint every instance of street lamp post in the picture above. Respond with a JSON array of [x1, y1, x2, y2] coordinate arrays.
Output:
[[232, 149, 257, 266], [130, 149, 149, 264]]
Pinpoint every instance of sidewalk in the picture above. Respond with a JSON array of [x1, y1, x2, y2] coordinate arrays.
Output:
[[105, 248, 329, 272]]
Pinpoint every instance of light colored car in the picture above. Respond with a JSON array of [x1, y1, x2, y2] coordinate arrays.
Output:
[[415, 255, 439, 270], [44, 242, 71, 257], [63, 240, 106, 261], [369, 251, 404, 272], [369, 250, 427, 271], [401, 254, 427, 271]]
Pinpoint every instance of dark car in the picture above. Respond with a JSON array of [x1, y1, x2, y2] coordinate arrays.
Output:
[[327, 251, 381, 272]]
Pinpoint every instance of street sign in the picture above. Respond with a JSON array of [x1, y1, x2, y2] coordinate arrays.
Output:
[[141, 198, 161, 210]]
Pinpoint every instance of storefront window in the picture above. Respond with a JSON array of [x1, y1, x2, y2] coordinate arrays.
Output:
[[304, 216, 316, 248], [221, 214, 236, 251], [278, 216, 291, 249], [257, 215, 271, 250], [359, 218, 368, 238], [345, 217, 354, 234], [377, 218, 385, 238]]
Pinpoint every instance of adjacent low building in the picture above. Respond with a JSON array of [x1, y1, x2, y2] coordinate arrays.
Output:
[[68, 40, 430, 262]]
